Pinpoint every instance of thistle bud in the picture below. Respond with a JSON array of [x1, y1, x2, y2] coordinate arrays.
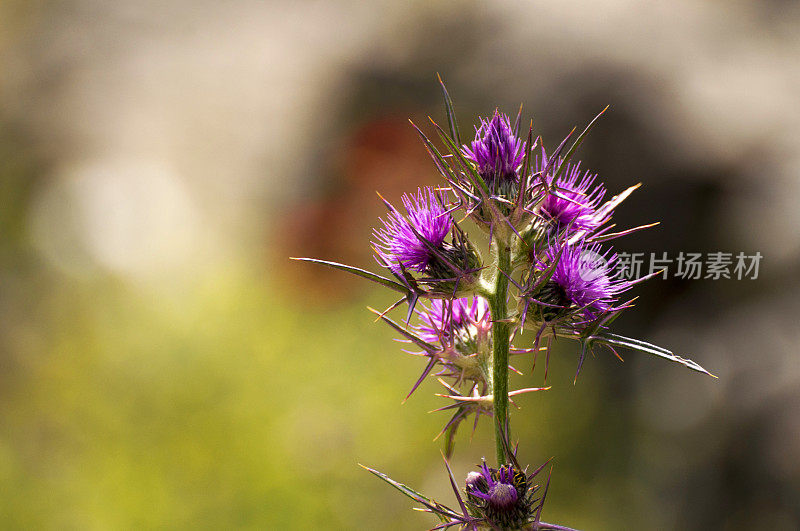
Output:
[[463, 110, 524, 189], [461, 110, 525, 223], [465, 470, 488, 493]]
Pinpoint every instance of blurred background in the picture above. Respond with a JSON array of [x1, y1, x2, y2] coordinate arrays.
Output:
[[1, 0, 799, 529]]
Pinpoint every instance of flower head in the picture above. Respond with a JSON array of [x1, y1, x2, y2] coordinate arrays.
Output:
[[463, 110, 524, 184], [415, 296, 490, 348], [539, 158, 607, 234], [409, 296, 491, 398], [534, 240, 632, 320], [465, 461, 535, 528], [373, 187, 452, 273]]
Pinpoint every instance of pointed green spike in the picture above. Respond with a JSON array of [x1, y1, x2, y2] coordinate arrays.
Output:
[[437, 73, 461, 145], [359, 465, 463, 520], [553, 105, 609, 181], [591, 332, 716, 377], [290, 257, 410, 295]]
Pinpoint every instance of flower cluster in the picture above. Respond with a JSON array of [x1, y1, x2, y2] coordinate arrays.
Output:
[[294, 79, 712, 530], [379, 103, 666, 387]]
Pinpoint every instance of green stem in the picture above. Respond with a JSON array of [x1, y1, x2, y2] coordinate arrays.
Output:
[[489, 237, 512, 466]]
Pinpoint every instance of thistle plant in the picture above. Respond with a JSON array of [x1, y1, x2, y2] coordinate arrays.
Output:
[[293, 78, 713, 530]]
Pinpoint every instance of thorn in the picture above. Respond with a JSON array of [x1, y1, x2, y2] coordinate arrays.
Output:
[[375, 190, 394, 211]]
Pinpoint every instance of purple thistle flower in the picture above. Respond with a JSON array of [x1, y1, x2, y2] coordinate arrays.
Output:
[[415, 296, 489, 346], [463, 110, 524, 183], [361, 454, 571, 531], [468, 463, 518, 507], [536, 240, 632, 320], [409, 297, 491, 405], [539, 157, 607, 233], [373, 187, 452, 273], [465, 461, 535, 528]]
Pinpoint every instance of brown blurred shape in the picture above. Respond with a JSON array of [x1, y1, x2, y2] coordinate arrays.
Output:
[[276, 113, 441, 305]]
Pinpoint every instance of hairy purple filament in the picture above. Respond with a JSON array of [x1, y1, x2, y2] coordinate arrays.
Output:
[[463, 110, 524, 181], [415, 296, 489, 345], [539, 158, 606, 233], [537, 240, 632, 319], [373, 187, 452, 273]]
